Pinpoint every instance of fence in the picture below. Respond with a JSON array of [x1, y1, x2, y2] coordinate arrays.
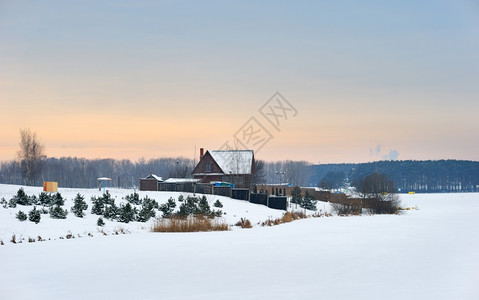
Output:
[[152, 182, 288, 210]]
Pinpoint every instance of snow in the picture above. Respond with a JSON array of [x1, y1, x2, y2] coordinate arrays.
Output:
[[163, 178, 200, 183], [1, 185, 478, 300], [209, 150, 254, 174]]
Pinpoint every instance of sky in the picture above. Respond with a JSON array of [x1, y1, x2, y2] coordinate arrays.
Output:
[[1, 0, 478, 164]]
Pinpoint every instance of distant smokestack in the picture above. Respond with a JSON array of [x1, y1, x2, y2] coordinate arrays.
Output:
[[200, 148, 204, 161]]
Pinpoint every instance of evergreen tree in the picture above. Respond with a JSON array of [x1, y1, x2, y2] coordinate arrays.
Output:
[[52, 192, 65, 206], [50, 205, 68, 219], [102, 191, 115, 205], [291, 186, 302, 204], [198, 196, 211, 215], [91, 196, 105, 215], [118, 203, 136, 223], [136, 196, 158, 222], [16, 210, 27, 221], [97, 217, 105, 226], [103, 202, 119, 220], [125, 192, 142, 205], [71, 193, 88, 218], [38, 192, 53, 206], [300, 190, 317, 211], [11, 188, 33, 206], [159, 197, 176, 218], [28, 207, 41, 223], [0, 198, 7, 209], [213, 199, 223, 208], [177, 196, 198, 216]]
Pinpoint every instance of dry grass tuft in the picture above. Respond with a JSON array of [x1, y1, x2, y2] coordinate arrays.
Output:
[[235, 218, 252, 228], [261, 212, 310, 227], [152, 215, 229, 232]]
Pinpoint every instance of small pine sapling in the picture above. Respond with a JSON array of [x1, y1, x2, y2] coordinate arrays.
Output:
[[71, 193, 88, 218], [50, 205, 68, 219], [198, 196, 211, 215], [16, 210, 27, 221], [28, 207, 41, 224], [53, 192, 65, 206], [91, 196, 105, 215], [118, 203, 136, 223], [213, 199, 223, 208], [159, 197, 176, 218], [125, 192, 141, 205], [97, 217, 105, 226]]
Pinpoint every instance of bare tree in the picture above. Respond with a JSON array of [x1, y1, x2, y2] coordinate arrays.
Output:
[[356, 172, 400, 214], [17, 128, 46, 185], [252, 159, 266, 185]]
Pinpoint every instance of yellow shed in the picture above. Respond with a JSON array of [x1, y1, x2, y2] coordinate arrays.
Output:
[[43, 181, 58, 192]]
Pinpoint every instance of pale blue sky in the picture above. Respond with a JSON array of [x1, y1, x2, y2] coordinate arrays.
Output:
[[1, 1, 478, 163]]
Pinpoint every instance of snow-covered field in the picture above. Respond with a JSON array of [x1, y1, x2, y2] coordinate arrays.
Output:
[[1, 184, 478, 299]]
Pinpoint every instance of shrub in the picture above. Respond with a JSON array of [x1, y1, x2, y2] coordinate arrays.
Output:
[[198, 196, 211, 215], [91, 196, 105, 215], [50, 205, 68, 219], [16, 210, 27, 221], [8, 198, 17, 208], [177, 196, 199, 216], [235, 218, 252, 228], [118, 203, 136, 223], [28, 207, 41, 223], [11, 188, 35, 206], [71, 193, 88, 218], [38, 192, 53, 206], [329, 194, 362, 216], [103, 202, 119, 220], [137, 196, 159, 222], [97, 217, 105, 226], [159, 197, 176, 218], [364, 194, 401, 215], [125, 192, 141, 205], [152, 215, 229, 232], [0, 197, 7, 208], [52, 192, 65, 206], [102, 191, 115, 205], [261, 212, 308, 227], [213, 199, 223, 208]]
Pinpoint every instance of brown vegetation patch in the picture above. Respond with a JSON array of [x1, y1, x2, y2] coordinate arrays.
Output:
[[152, 215, 229, 232]]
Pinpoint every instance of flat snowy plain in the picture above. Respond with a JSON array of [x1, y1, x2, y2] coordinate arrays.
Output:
[[1, 184, 478, 299]]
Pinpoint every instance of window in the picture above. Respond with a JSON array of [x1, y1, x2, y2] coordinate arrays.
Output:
[[205, 163, 211, 172]]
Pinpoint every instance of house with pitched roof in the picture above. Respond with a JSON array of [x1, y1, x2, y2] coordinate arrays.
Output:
[[191, 148, 255, 189]]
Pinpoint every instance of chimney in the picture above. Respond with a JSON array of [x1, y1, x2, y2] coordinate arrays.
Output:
[[200, 148, 204, 161]]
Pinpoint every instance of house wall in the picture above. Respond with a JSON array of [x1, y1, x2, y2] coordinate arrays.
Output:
[[192, 152, 223, 175], [139, 179, 158, 191]]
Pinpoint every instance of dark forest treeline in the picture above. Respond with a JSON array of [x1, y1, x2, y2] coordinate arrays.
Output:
[[1, 157, 478, 193], [0, 157, 195, 188], [310, 160, 479, 193]]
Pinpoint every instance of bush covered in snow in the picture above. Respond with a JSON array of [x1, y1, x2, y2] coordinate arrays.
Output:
[[71, 193, 88, 218], [28, 207, 41, 224], [50, 205, 68, 219], [16, 210, 27, 221], [159, 197, 176, 218], [125, 192, 142, 205]]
